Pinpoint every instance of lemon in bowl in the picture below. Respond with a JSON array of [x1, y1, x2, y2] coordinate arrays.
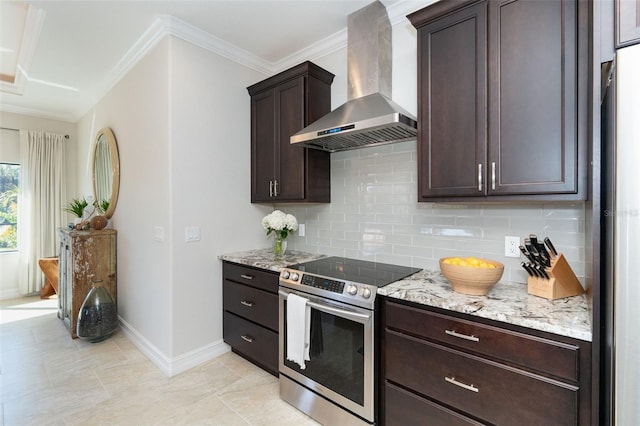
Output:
[[439, 257, 504, 295]]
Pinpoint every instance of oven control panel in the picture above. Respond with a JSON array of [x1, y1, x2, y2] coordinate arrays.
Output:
[[301, 274, 345, 294], [280, 268, 375, 308], [281, 269, 345, 294]]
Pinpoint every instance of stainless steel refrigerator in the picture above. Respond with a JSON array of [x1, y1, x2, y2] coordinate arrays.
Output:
[[602, 43, 640, 425]]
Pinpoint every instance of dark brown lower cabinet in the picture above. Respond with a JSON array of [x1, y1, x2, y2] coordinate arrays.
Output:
[[222, 261, 279, 375], [381, 298, 591, 425]]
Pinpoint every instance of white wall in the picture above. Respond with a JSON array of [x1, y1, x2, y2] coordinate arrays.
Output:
[[77, 37, 174, 358], [75, 36, 270, 373], [168, 37, 271, 357], [0, 112, 77, 299]]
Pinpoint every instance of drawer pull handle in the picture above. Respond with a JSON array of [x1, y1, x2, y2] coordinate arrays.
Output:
[[240, 335, 253, 343], [240, 274, 253, 280], [240, 300, 254, 307], [445, 329, 479, 342], [445, 376, 479, 393]]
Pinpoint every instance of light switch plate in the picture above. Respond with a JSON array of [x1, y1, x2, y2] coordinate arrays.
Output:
[[154, 226, 164, 242], [185, 226, 201, 242]]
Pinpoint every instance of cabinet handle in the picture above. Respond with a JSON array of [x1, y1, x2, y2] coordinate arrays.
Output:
[[491, 162, 496, 190], [240, 300, 254, 307], [241, 335, 254, 343], [269, 180, 273, 197], [445, 329, 479, 342], [240, 274, 253, 280], [274, 180, 278, 197], [445, 376, 479, 393], [478, 164, 483, 192]]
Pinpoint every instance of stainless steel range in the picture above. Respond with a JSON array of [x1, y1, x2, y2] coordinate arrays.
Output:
[[278, 257, 420, 425]]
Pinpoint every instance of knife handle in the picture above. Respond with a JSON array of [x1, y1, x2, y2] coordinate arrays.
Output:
[[536, 265, 549, 279], [528, 263, 541, 277], [520, 246, 535, 263], [521, 262, 534, 277], [544, 237, 558, 257]]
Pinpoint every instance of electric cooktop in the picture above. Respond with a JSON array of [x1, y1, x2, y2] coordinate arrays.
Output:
[[287, 256, 421, 288], [280, 256, 421, 310]]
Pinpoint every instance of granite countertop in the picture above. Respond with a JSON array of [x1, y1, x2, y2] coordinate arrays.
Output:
[[218, 248, 326, 273], [218, 249, 592, 342], [378, 269, 592, 342]]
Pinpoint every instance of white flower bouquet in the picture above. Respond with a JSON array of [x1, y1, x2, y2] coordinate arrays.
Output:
[[262, 210, 298, 257], [262, 210, 298, 240]]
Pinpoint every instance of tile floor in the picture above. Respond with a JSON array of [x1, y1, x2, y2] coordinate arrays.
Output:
[[0, 296, 320, 426]]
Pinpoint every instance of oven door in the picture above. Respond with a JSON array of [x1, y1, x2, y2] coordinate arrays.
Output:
[[278, 286, 375, 423]]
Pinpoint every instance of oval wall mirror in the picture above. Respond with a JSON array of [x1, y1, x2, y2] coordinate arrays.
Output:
[[92, 127, 120, 219]]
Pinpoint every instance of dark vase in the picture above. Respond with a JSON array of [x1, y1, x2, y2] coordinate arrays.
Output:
[[77, 286, 118, 342]]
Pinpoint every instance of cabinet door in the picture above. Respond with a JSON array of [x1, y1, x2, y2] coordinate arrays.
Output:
[[417, 2, 487, 199], [488, 0, 578, 195], [275, 77, 306, 201], [251, 89, 277, 202]]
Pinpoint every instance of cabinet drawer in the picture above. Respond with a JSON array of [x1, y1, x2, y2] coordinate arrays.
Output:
[[385, 330, 578, 426], [385, 301, 579, 381], [223, 312, 278, 375], [223, 280, 278, 331], [223, 262, 278, 293], [385, 382, 484, 426]]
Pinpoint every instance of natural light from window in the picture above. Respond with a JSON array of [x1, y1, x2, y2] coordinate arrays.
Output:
[[0, 162, 19, 252], [0, 298, 58, 325]]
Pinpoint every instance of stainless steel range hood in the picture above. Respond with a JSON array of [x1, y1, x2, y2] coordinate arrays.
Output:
[[291, 1, 417, 152]]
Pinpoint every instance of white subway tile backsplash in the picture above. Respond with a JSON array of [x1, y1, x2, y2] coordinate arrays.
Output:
[[283, 141, 585, 285]]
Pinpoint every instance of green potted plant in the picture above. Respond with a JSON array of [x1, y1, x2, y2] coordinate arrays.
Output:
[[64, 197, 88, 224]]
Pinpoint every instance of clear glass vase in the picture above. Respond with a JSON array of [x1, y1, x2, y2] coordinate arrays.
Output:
[[77, 285, 118, 342], [274, 235, 287, 258]]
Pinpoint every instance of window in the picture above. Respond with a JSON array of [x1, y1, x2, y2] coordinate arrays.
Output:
[[0, 163, 19, 251]]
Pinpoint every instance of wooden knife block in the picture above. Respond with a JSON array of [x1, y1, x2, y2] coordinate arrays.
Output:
[[527, 253, 584, 300]]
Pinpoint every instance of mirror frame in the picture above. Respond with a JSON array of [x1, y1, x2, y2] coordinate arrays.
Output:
[[92, 127, 120, 219]]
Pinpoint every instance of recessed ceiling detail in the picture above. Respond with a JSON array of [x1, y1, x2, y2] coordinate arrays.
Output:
[[0, 3, 46, 95]]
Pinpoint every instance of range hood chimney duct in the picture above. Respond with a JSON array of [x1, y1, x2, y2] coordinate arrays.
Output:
[[291, 1, 417, 152]]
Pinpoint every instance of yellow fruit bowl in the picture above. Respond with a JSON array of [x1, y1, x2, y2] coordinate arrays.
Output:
[[439, 257, 504, 296]]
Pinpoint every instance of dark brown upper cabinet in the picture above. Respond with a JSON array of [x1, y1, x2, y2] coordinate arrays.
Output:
[[409, 0, 588, 202], [247, 62, 334, 203]]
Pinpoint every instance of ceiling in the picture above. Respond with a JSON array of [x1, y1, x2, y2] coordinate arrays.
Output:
[[0, 0, 435, 123]]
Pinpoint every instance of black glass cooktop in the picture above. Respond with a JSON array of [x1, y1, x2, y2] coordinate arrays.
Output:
[[289, 256, 421, 288]]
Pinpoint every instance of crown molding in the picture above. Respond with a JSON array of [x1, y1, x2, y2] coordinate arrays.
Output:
[[0, 103, 75, 123], [272, 28, 347, 73], [0, 5, 46, 96], [164, 16, 273, 75], [24, 0, 439, 122]]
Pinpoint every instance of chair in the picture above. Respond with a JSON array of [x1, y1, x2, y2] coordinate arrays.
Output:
[[38, 257, 59, 298]]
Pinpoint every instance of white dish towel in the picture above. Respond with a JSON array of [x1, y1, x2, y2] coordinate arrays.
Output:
[[286, 293, 311, 370]]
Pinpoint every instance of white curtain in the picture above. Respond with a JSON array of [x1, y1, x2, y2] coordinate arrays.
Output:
[[17, 130, 67, 295]]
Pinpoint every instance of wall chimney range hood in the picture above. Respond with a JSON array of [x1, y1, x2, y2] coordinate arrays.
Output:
[[290, 1, 417, 152]]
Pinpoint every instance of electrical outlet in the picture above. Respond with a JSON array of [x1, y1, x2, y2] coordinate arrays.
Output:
[[505, 236, 521, 258]]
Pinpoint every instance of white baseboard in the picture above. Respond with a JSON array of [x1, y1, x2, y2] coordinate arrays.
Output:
[[118, 316, 230, 377]]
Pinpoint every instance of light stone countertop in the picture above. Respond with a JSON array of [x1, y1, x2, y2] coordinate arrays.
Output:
[[218, 249, 592, 342], [378, 269, 592, 342], [218, 248, 326, 273]]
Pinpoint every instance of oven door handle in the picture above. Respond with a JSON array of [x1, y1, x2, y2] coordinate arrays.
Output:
[[278, 289, 371, 321]]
